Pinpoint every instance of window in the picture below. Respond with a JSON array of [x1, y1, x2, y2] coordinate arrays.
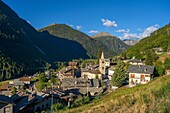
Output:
[[140, 75, 145, 81], [135, 80, 138, 83], [145, 75, 150, 77], [130, 74, 135, 78], [141, 75, 144, 78]]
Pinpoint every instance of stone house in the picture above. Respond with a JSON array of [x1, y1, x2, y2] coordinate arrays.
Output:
[[127, 65, 155, 87], [61, 78, 90, 90], [61, 78, 102, 96], [81, 69, 102, 80], [57, 67, 80, 80], [14, 92, 60, 113], [19, 77, 31, 85], [68, 61, 78, 68], [0, 95, 14, 113], [128, 59, 145, 65], [0, 84, 13, 97], [107, 66, 116, 80]]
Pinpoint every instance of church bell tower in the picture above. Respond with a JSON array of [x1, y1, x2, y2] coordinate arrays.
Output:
[[99, 52, 106, 75]]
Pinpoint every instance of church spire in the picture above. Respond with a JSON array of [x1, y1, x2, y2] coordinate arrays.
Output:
[[101, 52, 104, 59]]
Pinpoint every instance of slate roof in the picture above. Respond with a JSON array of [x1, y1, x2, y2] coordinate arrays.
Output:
[[82, 70, 101, 74], [13, 79, 24, 86], [61, 78, 91, 87], [0, 95, 14, 105], [127, 65, 154, 74], [79, 87, 103, 95], [128, 59, 143, 63]]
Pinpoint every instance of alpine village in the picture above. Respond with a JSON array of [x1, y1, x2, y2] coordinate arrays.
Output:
[[0, 1, 170, 113]]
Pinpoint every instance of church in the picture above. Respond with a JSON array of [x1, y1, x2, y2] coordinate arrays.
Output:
[[99, 52, 110, 75]]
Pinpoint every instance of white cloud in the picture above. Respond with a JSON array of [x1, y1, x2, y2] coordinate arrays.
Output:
[[116, 29, 129, 33], [119, 24, 159, 39], [139, 24, 159, 38], [76, 25, 82, 29], [89, 30, 99, 34], [101, 19, 117, 27], [120, 33, 140, 39]]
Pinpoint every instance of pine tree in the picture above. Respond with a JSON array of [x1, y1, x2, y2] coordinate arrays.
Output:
[[111, 61, 127, 87]]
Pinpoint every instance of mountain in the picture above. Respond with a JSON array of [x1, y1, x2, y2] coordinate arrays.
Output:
[[91, 32, 113, 38], [39, 24, 115, 58], [39, 26, 130, 57], [123, 39, 139, 45], [0, 1, 88, 81], [60, 74, 170, 113], [34, 31, 89, 62], [124, 23, 170, 58], [91, 32, 130, 55]]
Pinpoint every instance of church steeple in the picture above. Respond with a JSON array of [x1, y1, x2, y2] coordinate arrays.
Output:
[[99, 52, 106, 75], [101, 52, 104, 59]]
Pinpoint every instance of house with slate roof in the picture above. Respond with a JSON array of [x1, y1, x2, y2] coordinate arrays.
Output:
[[127, 65, 155, 87], [0, 95, 14, 113], [61, 78, 102, 96], [128, 59, 145, 65], [81, 69, 102, 80]]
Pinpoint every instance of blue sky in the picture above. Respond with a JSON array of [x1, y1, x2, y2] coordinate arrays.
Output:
[[2, 0, 170, 39]]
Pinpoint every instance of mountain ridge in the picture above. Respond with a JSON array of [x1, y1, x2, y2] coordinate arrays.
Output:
[[39, 24, 130, 57], [91, 32, 113, 38], [39, 24, 116, 58], [0, 1, 89, 81], [91, 33, 130, 55]]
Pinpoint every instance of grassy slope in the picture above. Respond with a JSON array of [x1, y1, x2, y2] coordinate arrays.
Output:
[[59, 75, 170, 113], [158, 53, 170, 62], [125, 23, 170, 58]]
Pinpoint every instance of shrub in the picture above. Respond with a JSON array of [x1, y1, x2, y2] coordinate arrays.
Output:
[[72, 96, 91, 107], [39, 73, 47, 82], [51, 103, 65, 111], [164, 58, 170, 69]]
